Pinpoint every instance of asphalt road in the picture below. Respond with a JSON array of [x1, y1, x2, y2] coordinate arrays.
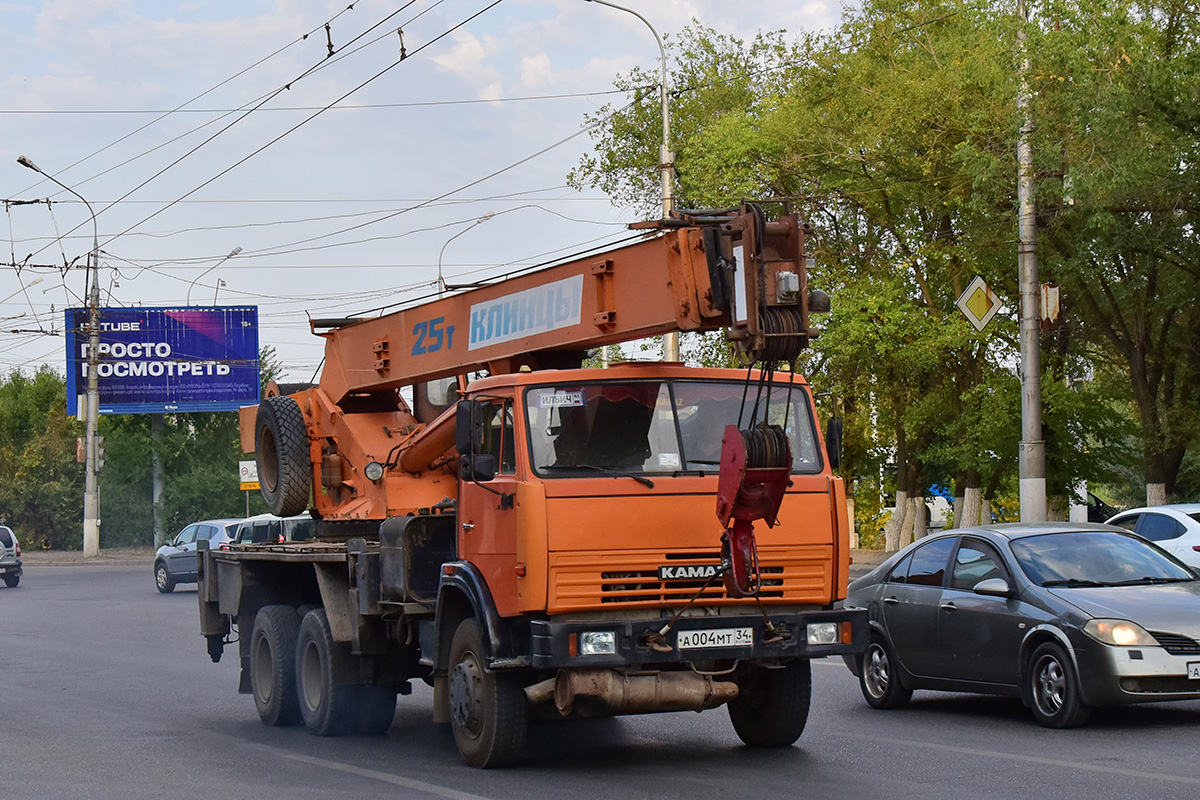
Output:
[[4, 564, 1200, 800]]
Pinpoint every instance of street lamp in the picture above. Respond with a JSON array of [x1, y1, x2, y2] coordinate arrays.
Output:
[[438, 212, 495, 293], [187, 246, 242, 306], [582, 0, 679, 360], [18, 155, 102, 557], [0, 276, 44, 305]]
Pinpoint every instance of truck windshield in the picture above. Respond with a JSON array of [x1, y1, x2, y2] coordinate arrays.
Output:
[[524, 379, 822, 477]]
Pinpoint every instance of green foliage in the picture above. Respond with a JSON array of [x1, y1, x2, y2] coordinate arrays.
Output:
[[0, 368, 84, 550], [1, 344, 280, 550], [572, 0, 1179, 513]]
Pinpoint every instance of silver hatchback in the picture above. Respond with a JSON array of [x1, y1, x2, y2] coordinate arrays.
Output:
[[154, 519, 239, 593], [0, 524, 21, 588]]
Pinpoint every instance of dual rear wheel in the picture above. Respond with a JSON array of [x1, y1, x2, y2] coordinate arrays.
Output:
[[250, 605, 397, 736]]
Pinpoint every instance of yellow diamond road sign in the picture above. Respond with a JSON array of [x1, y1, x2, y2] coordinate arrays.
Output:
[[956, 276, 1001, 332]]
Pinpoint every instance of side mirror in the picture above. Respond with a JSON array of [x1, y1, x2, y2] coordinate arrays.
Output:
[[460, 453, 496, 483], [973, 577, 1013, 598], [825, 416, 844, 471], [456, 400, 485, 455]]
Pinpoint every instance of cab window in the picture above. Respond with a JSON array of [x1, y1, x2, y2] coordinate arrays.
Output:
[[481, 401, 516, 475]]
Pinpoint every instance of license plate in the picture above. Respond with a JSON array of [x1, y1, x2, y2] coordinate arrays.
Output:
[[1188, 662, 1200, 680], [677, 627, 753, 650]]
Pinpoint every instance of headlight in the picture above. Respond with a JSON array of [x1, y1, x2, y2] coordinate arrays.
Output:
[[1083, 619, 1156, 647], [364, 461, 385, 481], [579, 631, 617, 656], [807, 622, 839, 646]]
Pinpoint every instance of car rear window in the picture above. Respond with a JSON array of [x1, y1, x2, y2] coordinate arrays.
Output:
[[0, 527, 12, 547]]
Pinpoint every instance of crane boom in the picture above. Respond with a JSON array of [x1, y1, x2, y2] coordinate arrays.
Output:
[[311, 206, 815, 405]]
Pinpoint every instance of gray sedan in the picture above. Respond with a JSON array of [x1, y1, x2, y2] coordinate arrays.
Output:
[[843, 523, 1200, 727]]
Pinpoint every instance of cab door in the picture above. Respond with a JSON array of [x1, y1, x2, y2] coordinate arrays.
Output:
[[457, 399, 521, 616]]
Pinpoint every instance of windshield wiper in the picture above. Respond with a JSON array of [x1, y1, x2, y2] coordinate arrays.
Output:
[[1041, 578, 1109, 588], [1107, 576, 1194, 586], [539, 464, 654, 488]]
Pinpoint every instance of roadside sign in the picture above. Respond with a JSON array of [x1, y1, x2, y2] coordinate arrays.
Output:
[[239, 460, 260, 491], [955, 276, 1001, 332]]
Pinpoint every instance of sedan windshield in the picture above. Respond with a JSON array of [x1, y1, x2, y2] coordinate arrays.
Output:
[[525, 378, 822, 477], [1010, 530, 1195, 587]]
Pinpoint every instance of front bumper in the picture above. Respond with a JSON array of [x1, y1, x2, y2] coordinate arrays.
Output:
[[1075, 638, 1200, 705], [530, 607, 867, 670]]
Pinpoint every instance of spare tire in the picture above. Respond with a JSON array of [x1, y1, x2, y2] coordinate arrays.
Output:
[[256, 395, 311, 516]]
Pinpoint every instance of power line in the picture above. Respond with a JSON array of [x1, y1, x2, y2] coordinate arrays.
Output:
[[14, 2, 365, 199], [0, 88, 631, 115], [97, 0, 506, 252]]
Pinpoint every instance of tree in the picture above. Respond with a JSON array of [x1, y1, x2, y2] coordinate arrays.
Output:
[[1032, 0, 1200, 503], [0, 368, 84, 550], [572, 0, 1139, 537]]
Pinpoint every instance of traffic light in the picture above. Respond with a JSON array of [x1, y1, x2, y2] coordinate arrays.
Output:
[[96, 436, 105, 470]]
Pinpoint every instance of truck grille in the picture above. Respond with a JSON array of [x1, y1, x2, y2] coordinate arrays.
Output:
[[549, 547, 833, 612]]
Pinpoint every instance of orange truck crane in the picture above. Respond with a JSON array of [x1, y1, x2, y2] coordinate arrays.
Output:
[[198, 204, 866, 767]]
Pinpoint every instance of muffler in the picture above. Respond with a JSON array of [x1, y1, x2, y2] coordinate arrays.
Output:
[[552, 669, 739, 717]]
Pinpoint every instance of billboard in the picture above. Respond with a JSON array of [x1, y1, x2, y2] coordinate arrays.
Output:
[[65, 306, 260, 415]]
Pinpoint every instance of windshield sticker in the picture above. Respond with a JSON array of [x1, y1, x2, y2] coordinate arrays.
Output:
[[658, 452, 681, 468], [538, 390, 585, 408]]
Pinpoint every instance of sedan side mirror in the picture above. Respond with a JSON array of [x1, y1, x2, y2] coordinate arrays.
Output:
[[973, 577, 1013, 598]]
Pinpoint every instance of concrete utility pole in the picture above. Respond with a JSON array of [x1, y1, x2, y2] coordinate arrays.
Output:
[[583, 0, 679, 361], [19, 155, 103, 555], [1016, 1, 1047, 522]]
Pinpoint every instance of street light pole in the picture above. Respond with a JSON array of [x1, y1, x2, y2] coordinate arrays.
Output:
[[1016, 1, 1046, 522], [18, 155, 102, 556], [583, 0, 679, 360]]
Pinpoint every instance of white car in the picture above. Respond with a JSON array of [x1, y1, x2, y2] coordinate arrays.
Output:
[[229, 513, 316, 545], [1107, 504, 1200, 567], [0, 524, 22, 588]]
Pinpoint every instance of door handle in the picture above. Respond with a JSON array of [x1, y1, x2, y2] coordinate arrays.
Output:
[[883, 596, 899, 605], [462, 523, 474, 533], [940, 602, 957, 612]]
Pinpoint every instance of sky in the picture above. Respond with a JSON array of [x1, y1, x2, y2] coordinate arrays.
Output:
[[1, 0, 841, 385]]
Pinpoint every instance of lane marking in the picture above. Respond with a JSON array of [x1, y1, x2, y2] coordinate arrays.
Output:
[[838, 732, 1200, 785], [236, 739, 495, 800]]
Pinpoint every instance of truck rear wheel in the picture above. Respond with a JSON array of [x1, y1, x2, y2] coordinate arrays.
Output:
[[251, 605, 302, 726], [296, 608, 357, 736], [728, 659, 811, 747], [447, 618, 528, 768], [256, 395, 310, 517]]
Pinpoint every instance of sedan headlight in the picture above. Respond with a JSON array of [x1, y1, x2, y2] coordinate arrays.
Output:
[[1083, 618, 1156, 647]]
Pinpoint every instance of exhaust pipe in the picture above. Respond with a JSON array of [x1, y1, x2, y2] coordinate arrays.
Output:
[[553, 669, 738, 717]]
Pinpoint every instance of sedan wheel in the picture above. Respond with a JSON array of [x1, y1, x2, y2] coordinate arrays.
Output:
[[859, 637, 912, 710], [1027, 641, 1090, 728], [154, 562, 174, 593]]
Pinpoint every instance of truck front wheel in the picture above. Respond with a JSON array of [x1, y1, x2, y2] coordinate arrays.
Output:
[[447, 618, 528, 768], [727, 658, 812, 747], [251, 605, 302, 726]]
